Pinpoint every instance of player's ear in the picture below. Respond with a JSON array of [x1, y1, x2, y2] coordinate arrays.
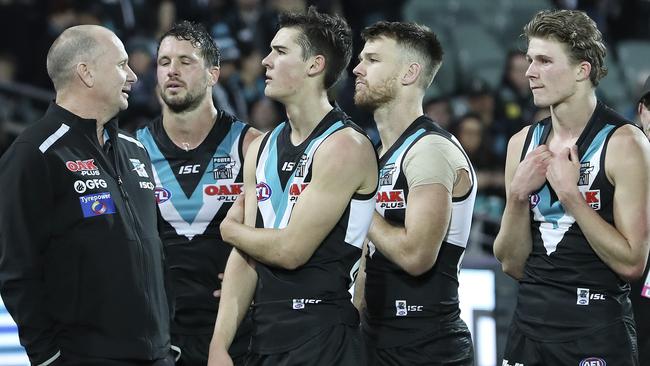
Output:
[[76, 62, 94, 87], [308, 54, 326, 77], [402, 62, 421, 86], [208, 66, 220, 86]]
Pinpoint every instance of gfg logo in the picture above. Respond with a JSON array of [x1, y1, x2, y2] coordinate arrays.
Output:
[[74, 179, 107, 193]]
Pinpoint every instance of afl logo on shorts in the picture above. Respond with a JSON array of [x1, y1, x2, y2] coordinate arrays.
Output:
[[579, 357, 606, 366], [256, 182, 272, 201], [529, 193, 540, 209], [154, 187, 172, 204]]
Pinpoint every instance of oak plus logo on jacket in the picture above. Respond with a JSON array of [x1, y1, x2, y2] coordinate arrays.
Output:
[[66, 159, 100, 176]]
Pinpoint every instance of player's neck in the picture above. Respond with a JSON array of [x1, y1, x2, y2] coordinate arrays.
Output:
[[284, 92, 332, 145], [162, 99, 218, 151], [550, 91, 597, 141], [374, 97, 423, 151]]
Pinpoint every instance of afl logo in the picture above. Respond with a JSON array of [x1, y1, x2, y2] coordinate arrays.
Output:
[[579, 357, 606, 366], [154, 187, 172, 204], [529, 193, 540, 209], [256, 182, 272, 202]]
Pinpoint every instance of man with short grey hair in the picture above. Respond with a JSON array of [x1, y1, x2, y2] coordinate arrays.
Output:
[[0, 25, 174, 366]]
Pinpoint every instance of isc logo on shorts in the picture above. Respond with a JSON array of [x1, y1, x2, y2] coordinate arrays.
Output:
[[394, 300, 423, 316], [292, 298, 321, 309], [579, 357, 606, 366], [576, 288, 606, 306], [502, 360, 524, 366]]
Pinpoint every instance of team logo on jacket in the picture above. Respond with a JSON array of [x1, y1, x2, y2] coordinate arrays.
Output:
[[204, 183, 243, 201], [66, 159, 99, 176], [79, 192, 116, 218], [213, 156, 235, 180], [578, 162, 594, 186], [130, 159, 149, 178], [377, 189, 405, 209], [579, 357, 606, 366], [154, 187, 172, 203], [379, 163, 397, 186], [583, 190, 601, 210], [256, 182, 272, 201]]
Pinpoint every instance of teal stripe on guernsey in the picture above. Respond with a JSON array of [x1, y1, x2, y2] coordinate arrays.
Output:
[[582, 124, 614, 162], [537, 185, 565, 229], [532, 123, 545, 147], [136, 123, 244, 224], [263, 121, 345, 228], [386, 129, 426, 166], [262, 122, 285, 221]]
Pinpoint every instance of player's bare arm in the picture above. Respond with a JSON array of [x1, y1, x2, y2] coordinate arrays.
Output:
[[494, 126, 552, 279], [208, 135, 264, 366], [546, 125, 650, 281], [220, 128, 377, 269]]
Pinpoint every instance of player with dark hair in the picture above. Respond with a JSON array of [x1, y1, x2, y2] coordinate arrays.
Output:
[[208, 7, 378, 366], [136, 20, 260, 366]]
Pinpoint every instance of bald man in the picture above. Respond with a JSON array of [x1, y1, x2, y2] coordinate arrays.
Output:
[[0, 25, 174, 366]]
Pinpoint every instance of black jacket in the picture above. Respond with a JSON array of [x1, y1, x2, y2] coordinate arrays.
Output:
[[0, 103, 170, 365]]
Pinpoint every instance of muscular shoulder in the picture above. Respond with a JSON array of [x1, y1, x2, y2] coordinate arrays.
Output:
[[507, 125, 532, 154], [313, 127, 378, 193], [606, 124, 650, 182], [242, 127, 263, 157], [317, 127, 376, 167]]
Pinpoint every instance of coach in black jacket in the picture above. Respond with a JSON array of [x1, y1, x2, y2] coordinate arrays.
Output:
[[0, 25, 173, 365]]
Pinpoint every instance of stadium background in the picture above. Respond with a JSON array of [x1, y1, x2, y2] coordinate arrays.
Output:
[[1, 0, 649, 365]]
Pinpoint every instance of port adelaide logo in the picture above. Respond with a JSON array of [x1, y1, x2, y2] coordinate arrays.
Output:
[[213, 156, 235, 180], [379, 163, 397, 186]]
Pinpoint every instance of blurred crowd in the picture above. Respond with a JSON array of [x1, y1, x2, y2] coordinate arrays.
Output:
[[1, 0, 650, 257]]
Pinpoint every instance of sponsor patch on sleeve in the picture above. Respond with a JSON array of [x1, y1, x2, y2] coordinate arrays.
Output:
[[79, 192, 117, 218]]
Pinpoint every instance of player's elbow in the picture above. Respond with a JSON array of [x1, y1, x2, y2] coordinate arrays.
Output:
[[618, 262, 645, 282], [273, 249, 309, 270], [400, 251, 437, 277], [500, 259, 524, 280]]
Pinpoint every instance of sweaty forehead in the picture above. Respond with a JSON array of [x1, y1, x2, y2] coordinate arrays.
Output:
[[158, 37, 201, 57]]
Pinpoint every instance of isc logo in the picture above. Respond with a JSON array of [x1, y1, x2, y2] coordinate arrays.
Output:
[[579, 357, 606, 366], [179, 164, 200, 175], [292, 298, 322, 309], [395, 300, 423, 316]]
